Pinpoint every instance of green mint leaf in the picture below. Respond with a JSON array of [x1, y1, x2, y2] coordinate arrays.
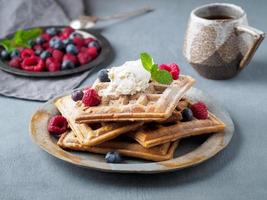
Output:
[[21, 28, 42, 41], [0, 39, 15, 52], [14, 29, 24, 46], [150, 64, 173, 84], [140, 52, 153, 71], [14, 28, 42, 48]]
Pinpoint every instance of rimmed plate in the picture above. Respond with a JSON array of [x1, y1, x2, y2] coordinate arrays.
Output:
[[0, 26, 112, 77], [29, 87, 234, 173]]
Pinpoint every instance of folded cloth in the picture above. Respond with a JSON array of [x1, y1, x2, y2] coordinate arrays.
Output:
[[0, 0, 90, 101]]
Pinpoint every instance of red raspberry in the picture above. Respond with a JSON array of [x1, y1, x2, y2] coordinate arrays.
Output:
[[21, 48, 35, 59], [46, 57, 57, 65], [87, 47, 98, 58], [47, 60, 61, 72], [33, 44, 42, 50], [58, 32, 69, 40], [9, 57, 22, 68], [63, 27, 74, 35], [42, 42, 49, 50], [159, 63, 180, 80], [77, 51, 92, 65], [52, 49, 64, 62], [73, 37, 85, 47], [159, 64, 171, 72], [190, 102, 208, 119], [63, 53, 78, 64], [80, 47, 88, 53], [21, 57, 45, 72], [82, 88, 101, 107], [84, 37, 95, 46], [41, 33, 51, 42], [46, 47, 54, 54], [48, 115, 68, 135]]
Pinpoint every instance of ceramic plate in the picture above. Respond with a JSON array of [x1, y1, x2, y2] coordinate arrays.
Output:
[[0, 26, 112, 77], [29, 87, 234, 173]]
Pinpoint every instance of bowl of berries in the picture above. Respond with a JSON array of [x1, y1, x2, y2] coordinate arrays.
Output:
[[0, 26, 111, 77]]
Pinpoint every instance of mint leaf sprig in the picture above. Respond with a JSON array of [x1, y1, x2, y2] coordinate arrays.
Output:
[[0, 28, 42, 53], [140, 52, 173, 85]]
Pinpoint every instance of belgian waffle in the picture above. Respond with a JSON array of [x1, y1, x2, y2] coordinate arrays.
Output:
[[57, 131, 179, 162], [129, 100, 226, 148], [54, 96, 143, 146], [75, 75, 195, 123]]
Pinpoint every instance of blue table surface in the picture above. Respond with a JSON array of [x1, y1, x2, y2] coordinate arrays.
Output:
[[1, 0, 267, 199]]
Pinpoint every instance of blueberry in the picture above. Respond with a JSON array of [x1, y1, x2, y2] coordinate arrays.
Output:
[[98, 69, 110, 82], [27, 39, 36, 47], [46, 27, 57, 36], [35, 48, 43, 56], [182, 108, 193, 122], [61, 60, 75, 70], [10, 49, 20, 58], [40, 51, 51, 60], [53, 40, 64, 50], [88, 41, 101, 52], [63, 38, 73, 46], [105, 152, 122, 163], [1, 50, 10, 60], [66, 44, 78, 55], [49, 37, 59, 48], [71, 90, 84, 101], [36, 36, 45, 45], [69, 32, 83, 39]]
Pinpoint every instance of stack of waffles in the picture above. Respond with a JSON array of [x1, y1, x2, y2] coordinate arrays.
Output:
[[55, 75, 225, 162]]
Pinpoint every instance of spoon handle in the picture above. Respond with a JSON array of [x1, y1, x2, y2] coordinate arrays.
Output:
[[98, 6, 153, 21], [79, 6, 153, 23]]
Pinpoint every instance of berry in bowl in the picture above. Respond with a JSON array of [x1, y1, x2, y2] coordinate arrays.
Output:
[[0, 26, 111, 77]]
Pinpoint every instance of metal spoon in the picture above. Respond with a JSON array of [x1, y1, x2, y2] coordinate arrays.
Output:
[[70, 6, 154, 29]]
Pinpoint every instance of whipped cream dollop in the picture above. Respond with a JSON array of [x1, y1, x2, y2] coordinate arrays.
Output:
[[100, 59, 151, 96]]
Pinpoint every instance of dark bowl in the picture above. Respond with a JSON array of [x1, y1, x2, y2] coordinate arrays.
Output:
[[0, 26, 112, 77]]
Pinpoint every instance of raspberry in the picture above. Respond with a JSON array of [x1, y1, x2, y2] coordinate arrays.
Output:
[[33, 45, 42, 51], [63, 27, 74, 36], [41, 33, 51, 42], [46, 57, 61, 72], [46, 47, 54, 54], [52, 49, 64, 62], [63, 53, 78, 64], [159, 64, 171, 72], [73, 37, 85, 47], [169, 63, 180, 80], [87, 47, 98, 58], [21, 48, 35, 59], [42, 42, 49, 50], [48, 115, 68, 135], [80, 47, 88, 53], [82, 88, 101, 107], [46, 57, 56, 66], [9, 57, 22, 68], [21, 57, 45, 72], [159, 63, 180, 80], [77, 51, 92, 65], [84, 37, 95, 46], [190, 102, 208, 119], [47, 61, 61, 72]]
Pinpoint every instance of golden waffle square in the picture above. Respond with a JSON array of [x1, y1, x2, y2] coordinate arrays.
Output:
[[75, 75, 195, 123], [57, 131, 179, 162], [54, 96, 143, 146], [129, 100, 226, 148]]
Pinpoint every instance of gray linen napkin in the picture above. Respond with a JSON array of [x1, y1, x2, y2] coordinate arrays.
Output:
[[0, 0, 90, 101]]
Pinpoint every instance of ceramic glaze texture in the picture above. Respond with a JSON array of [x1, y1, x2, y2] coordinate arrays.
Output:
[[183, 4, 260, 79]]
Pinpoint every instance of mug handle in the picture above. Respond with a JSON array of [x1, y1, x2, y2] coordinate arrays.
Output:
[[235, 25, 265, 70]]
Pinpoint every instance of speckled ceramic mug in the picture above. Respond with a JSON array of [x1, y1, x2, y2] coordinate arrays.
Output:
[[183, 3, 265, 79]]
